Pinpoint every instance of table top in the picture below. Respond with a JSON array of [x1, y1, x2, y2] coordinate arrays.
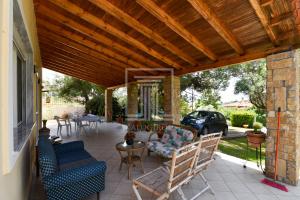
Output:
[[116, 141, 145, 151]]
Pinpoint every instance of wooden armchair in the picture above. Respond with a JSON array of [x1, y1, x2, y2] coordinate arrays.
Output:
[[132, 140, 201, 200], [190, 132, 222, 199]]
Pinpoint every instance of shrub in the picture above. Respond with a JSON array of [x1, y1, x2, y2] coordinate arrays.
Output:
[[230, 111, 255, 128], [253, 122, 263, 132], [218, 107, 239, 120]]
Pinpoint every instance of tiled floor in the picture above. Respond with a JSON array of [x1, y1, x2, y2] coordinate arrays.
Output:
[[30, 121, 300, 200]]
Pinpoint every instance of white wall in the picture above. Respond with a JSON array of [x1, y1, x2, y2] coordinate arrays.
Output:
[[0, 0, 42, 199]]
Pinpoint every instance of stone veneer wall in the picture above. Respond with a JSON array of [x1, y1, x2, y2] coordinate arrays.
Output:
[[127, 83, 138, 120], [105, 89, 113, 122], [266, 50, 300, 185], [163, 76, 180, 125]]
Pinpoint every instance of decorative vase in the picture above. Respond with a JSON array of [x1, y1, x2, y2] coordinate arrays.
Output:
[[246, 131, 266, 148], [39, 120, 50, 136]]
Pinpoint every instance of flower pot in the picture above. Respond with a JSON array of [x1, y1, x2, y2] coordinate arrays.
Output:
[[246, 131, 266, 148]]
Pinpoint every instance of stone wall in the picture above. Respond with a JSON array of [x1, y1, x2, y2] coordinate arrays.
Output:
[[266, 49, 300, 185], [105, 89, 113, 122], [163, 76, 180, 125], [127, 83, 138, 120]]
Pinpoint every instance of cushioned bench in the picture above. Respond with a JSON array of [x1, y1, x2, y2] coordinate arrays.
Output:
[[38, 136, 106, 200]]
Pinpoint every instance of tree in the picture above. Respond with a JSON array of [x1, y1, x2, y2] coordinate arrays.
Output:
[[180, 68, 231, 108], [55, 76, 105, 114], [231, 60, 266, 110]]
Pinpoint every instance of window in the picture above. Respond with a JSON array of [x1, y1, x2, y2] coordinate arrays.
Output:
[[16, 50, 26, 126], [189, 111, 199, 118]]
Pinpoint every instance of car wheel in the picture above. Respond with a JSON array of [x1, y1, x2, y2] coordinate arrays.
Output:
[[202, 127, 209, 135], [222, 127, 228, 136]]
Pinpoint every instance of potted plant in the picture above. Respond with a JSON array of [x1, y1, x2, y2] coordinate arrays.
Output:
[[246, 122, 265, 147], [124, 132, 135, 145]]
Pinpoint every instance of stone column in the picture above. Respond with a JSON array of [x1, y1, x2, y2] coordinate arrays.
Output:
[[105, 89, 113, 122], [163, 76, 180, 125], [127, 83, 138, 121], [266, 49, 300, 185]]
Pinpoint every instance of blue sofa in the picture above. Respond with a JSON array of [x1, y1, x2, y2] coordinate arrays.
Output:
[[38, 136, 106, 200]]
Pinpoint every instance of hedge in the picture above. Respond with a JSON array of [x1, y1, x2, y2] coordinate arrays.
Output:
[[230, 111, 255, 128]]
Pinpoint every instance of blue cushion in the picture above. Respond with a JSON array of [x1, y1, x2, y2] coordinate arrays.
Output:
[[38, 136, 58, 177], [56, 150, 92, 165]]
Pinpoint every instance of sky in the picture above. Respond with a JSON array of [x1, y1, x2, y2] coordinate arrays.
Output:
[[43, 68, 248, 103]]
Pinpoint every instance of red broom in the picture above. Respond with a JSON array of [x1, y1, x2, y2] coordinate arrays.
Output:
[[261, 107, 288, 192]]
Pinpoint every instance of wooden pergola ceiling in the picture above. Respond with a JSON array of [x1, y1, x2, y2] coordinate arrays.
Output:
[[34, 0, 300, 87]]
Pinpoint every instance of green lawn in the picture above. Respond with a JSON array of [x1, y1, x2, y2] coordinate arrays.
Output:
[[218, 137, 265, 164]]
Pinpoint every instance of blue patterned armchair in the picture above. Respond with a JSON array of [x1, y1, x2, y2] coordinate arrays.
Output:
[[38, 136, 106, 200], [147, 124, 197, 158]]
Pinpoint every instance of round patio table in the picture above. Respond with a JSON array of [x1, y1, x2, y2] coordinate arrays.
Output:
[[116, 141, 145, 179]]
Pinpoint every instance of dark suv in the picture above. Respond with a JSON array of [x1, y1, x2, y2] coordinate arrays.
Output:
[[181, 110, 228, 136]]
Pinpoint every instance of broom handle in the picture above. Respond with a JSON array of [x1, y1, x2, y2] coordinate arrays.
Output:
[[274, 107, 281, 180]]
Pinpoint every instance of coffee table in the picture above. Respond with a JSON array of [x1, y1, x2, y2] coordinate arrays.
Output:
[[116, 141, 145, 179]]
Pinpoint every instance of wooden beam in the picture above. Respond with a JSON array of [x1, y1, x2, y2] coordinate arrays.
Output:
[[37, 19, 155, 72], [38, 32, 133, 72], [176, 45, 294, 75], [136, 0, 217, 61], [37, 22, 157, 75], [187, 0, 244, 55], [42, 60, 110, 86], [269, 12, 293, 27], [260, 0, 274, 7], [248, 0, 279, 45], [41, 50, 124, 81], [39, 40, 127, 75], [48, 0, 182, 69], [88, 0, 197, 65], [35, 5, 164, 69]]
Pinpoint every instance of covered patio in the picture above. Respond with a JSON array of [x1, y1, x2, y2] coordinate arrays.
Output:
[[30, 122, 300, 200], [33, 0, 300, 186], [1, 0, 300, 200]]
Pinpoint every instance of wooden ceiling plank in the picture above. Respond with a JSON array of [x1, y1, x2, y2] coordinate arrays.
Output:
[[37, 19, 155, 72], [39, 34, 152, 77], [270, 12, 293, 27], [88, 0, 197, 65], [36, 5, 163, 69], [41, 50, 123, 80], [38, 33, 129, 72], [37, 22, 157, 75], [39, 40, 126, 75], [187, 0, 244, 55], [48, 0, 182, 69], [136, 0, 217, 61], [248, 0, 279, 45], [42, 60, 110, 86]]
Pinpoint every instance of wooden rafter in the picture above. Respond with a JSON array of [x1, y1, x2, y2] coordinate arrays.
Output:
[[176, 45, 295, 75], [39, 40, 128, 75], [48, 0, 182, 69], [260, 0, 274, 7], [42, 60, 109, 85], [270, 12, 293, 27], [41, 50, 124, 81], [37, 20, 157, 75], [136, 0, 217, 61], [248, 0, 279, 45], [88, 0, 197, 65], [187, 0, 244, 55], [35, 4, 164, 70], [38, 33, 135, 74]]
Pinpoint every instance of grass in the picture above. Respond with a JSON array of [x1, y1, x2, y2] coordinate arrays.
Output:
[[218, 137, 265, 164]]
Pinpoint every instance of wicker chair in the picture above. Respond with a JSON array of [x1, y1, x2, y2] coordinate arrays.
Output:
[[132, 140, 201, 200]]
